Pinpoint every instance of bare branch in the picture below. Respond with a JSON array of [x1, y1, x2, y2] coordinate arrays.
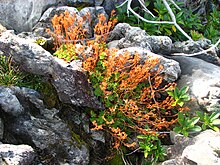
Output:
[[169, 0, 181, 10], [172, 38, 220, 56], [127, 0, 174, 24], [119, 0, 193, 40], [138, 0, 155, 17], [162, 0, 192, 40]]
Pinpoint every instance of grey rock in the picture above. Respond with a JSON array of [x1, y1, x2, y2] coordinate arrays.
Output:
[[0, 87, 24, 116], [0, 30, 102, 109], [107, 40, 120, 49], [40, 6, 79, 23], [33, 6, 79, 38], [32, 6, 79, 49], [33, 6, 107, 44], [79, 6, 108, 38], [168, 56, 220, 112], [117, 47, 181, 82], [0, 119, 3, 140], [0, 24, 7, 34], [164, 130, 220, 165], [0, 0, 65, 33], [67, 0, 103, 6], [1, 86, 90, 164], [171, 39, 220, 65], [0, 144, 36, 165], [101, 0, 116, 15], [109, 23, 173, 54], [107, 23, 131, 41]]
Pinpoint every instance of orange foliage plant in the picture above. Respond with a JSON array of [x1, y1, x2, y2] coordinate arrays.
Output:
[[48, 10, 188, 152]]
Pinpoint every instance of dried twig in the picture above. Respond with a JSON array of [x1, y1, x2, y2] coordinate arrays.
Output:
[[172, 38, 220, 56], [117, 0, 193, 40]]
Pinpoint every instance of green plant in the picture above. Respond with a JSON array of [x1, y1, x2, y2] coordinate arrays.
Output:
[[0, 55, 25, 86], [204, 7, 220, 44], [166, 86, 190, 107], [53, 44, 78, 62], [0, 55, 44, 89], [197, 111, 220, 131], [49, 10, 189, 163], [190, 30, 204, 41], [35, 37, 47, 46], [137, 134, 165, 163], [173, 112, 202, 137], [116, 0, 203, 41]]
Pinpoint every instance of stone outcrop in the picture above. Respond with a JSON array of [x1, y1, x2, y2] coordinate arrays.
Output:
[[168, 56, 220, 112], [163, 130, 220, 165], [0, 86, 90, 164], [0, 30, 103, 109], [0, 0, 65, 33], [0, 144, 36, 165], [108, 23, 173, 54], [0, 0, 120, 33], [171, 39, 220, 66], [115, 47, 181, 82]]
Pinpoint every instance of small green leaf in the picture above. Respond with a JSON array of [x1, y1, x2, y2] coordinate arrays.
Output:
[[209, 125, 220, 132], [177, 101, 184, 107], [180, 86, 189, 95], [188, 125, 202, 132], [173, 126, 182, 133], [212, 119, 220, 125], [210, 111, 220, 121], [178, 112, 185, 125], [182, 130, 189, 137], [197, 111, 204, 121], [174, 87, 180, 100], [99, 52, 106, 60], [172, 25, 176, 32], [188, 117, 200, 127], [144, 150, 149, 158], [202, 124, 207, 130], [94, 87, 103, 97], [181, 95, 190, 101]]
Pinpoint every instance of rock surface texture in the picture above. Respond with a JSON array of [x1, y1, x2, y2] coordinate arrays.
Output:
[[169, 56, 220, 112], [0, 2, 220, 165], [164, 130, 220, 165], [0, 0, 65, 32], [0, 144, 36, 165], [0, 30, 102, 109], [0, 86, 90, 164]]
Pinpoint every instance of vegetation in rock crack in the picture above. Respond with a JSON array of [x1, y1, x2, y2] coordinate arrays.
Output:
[[0, 55, 42, 89], [48, 10, 191, 163], [116, 0, 220, 44], [0, 55, 58, 108], [168, 86, 220, 137]]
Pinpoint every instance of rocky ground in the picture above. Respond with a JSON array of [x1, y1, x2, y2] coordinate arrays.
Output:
[[0, 0, 220, 164]]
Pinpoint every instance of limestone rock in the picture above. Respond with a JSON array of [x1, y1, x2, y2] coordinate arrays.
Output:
[[0, 119, 3, 140], [0, 144, 36, 165], [164, 130, 220, 165], [0, 87, 24, 116], [0, 24, 6, 35], [33, 6, 107, 43], [168, 56, 220, 112], [1, 86, 90, 164], [116, 47, 181, 82], [109, 23, 173, 54], [0, 0, 65, 33], [171, 39, 220, 65], [67, 0, 103, 6], [0, 30, 103, 109]]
